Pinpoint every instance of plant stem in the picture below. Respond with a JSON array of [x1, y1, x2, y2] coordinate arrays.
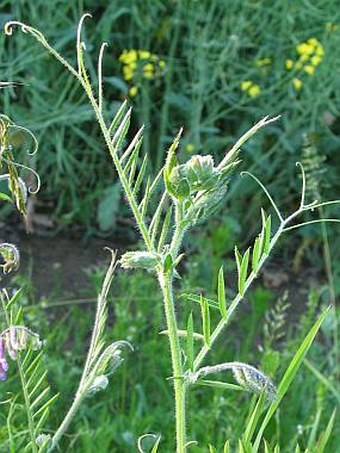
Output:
[[50, 254, 116, 451], [193, 209, 301, 371], [158, 269, 187, 453], [0, 294, 37, 452]]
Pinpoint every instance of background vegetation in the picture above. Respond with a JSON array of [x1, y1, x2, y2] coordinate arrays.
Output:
[[0, 1, 339, 451]]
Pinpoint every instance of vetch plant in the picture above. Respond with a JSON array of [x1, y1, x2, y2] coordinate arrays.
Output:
[[3, 15, 340, 452], [0, 114, 130, 451]]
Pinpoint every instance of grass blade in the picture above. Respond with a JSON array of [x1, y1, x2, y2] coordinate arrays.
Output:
[[253, 307, 330, 452], [316, 408, 336, 453]]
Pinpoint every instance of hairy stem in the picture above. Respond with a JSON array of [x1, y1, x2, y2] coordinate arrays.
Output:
[[158, 269, 187, 453], [50, 254, 116, 450]]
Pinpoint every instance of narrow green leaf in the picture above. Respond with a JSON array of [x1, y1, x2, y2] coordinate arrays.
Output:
[[0, 192, 12, 202], [133, 153, 149, 196], [33, 393, 59, 421], [264, 440, 271, 453], [252, 236, 261, 272], [200, 294, 211, 348], [316, 408, 336, 452], [239, 248, 250, 295], [186, 312, 194, 371], [209, 445, 217, 453], [25, 351, 44, 377], [253, 308, 329, 452], [243, 391, 265, 447], [5, 289, 22, 311], [224, 440, 230, 453], [14, 305, 23, 324], [123, 139, 141, 175], [35, 407, 49, 432], [139, 177, 151, 219], [151, 435, 162, 453], [194, 379, 243, 392], [235, 246, 242, 294], [30, 386, 50, 410], [157, 206, 173, 252], [218, 266, 227, 318], [108, 99, 128, 134], [181, 293, 219, 311], [28, 370, 48, 399], [149, 192, 167, 245], [238, 439, 247, 453], [119, 125, 144, 163], [112, 108, 131, 151], [264, 215, 271, 254]]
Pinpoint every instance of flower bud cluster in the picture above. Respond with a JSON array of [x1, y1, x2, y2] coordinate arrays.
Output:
[[164, 150, 240, 224], [0, 326, 42, 380], [0, 242, 20, 273], [166, 155, 218, 200]]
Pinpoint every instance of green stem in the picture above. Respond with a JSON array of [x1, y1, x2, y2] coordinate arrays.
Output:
[[0, 295, 37, 452], [193, 209, 302, 371], [50, 254, 116, 450], [49, 389, 84, 451], [158, 269, 187, 453]]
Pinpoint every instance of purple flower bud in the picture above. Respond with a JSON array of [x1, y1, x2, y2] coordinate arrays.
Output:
[[0, 338, 9, 381]]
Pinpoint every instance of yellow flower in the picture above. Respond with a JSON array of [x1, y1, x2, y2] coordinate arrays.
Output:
[[315, 45, 324, 57], [299, 53, 310, 62], [285, 59, 294, 70], [129, 86, 138, 97], [304, 65, 315, 75], [139, 50, 151, 60], [248, 84, 261, 97], [307, 38, 319, 48], [311, 55, 322, 66], [292, 78, 303, 91], [119, 49, 138, 65], [296, 42, 313, 56], [123, 66, 134, 81], [143, 63, 154, 79], [159, 60, 166, 69], [294, 61, 303, 70], [241, 80, 252, 91]]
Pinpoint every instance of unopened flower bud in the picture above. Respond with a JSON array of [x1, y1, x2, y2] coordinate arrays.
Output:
[[185, 155, 217, 191], [167, 164, 191, 199], [0, 242, 20, 273], [120, 251, 160, 270], [0, 338, 9, 381], [232, 363, 277, 401], [88, 375, 109, 394], [36, 434, 51, 448]]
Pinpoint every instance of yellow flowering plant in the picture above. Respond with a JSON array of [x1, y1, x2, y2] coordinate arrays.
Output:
[[285, 38, 325, 91], [119, 48, 166, 98]]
